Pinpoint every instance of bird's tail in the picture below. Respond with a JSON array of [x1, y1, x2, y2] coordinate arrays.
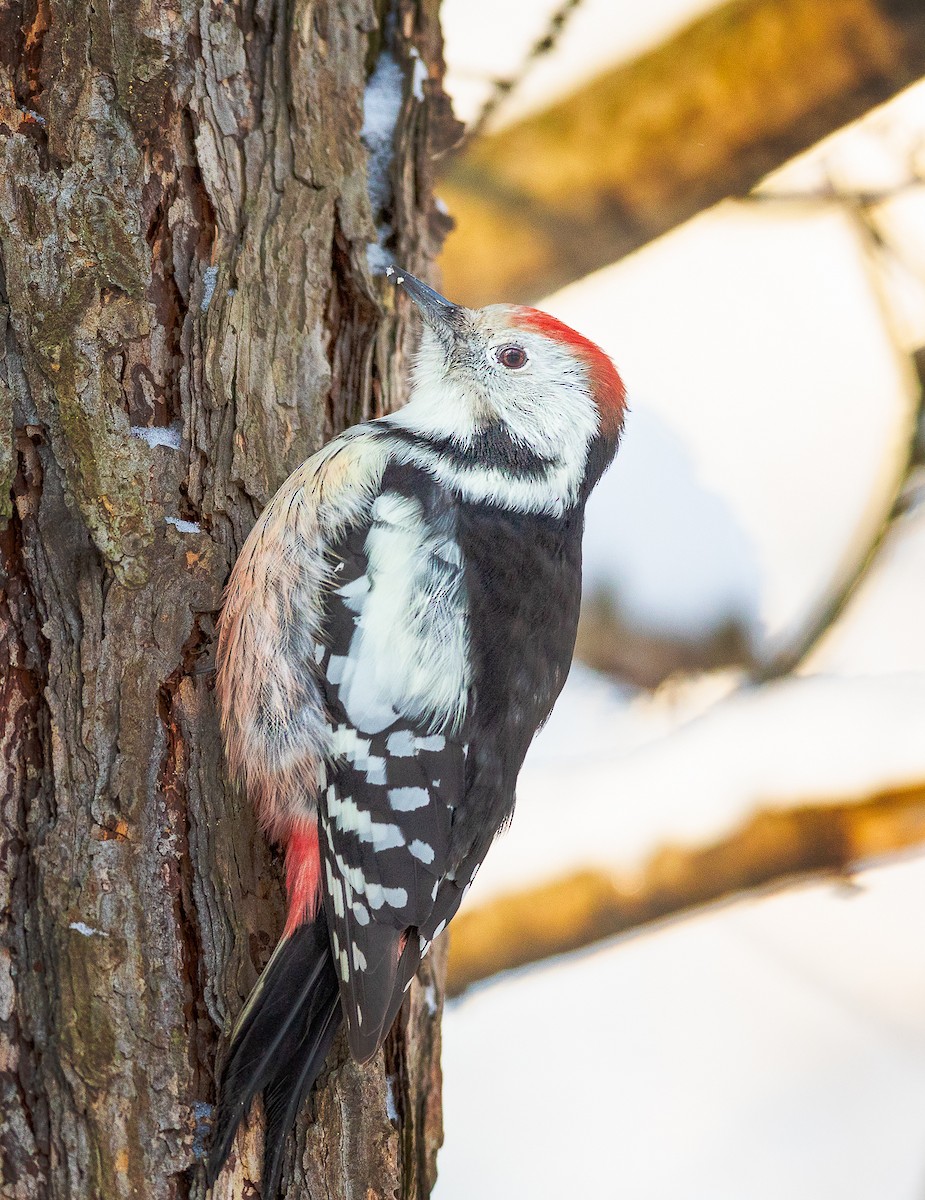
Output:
[[205, 915, 341, 1196]]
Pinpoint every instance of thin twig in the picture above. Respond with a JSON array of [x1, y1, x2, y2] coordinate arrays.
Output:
[[748, 173, 924, 209], [753, 185, 925, 681], [462, 0, 585, 145]]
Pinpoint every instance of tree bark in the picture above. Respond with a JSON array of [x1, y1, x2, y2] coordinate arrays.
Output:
[[0, 1, 459, 1197], [439, 0, 925, 306]]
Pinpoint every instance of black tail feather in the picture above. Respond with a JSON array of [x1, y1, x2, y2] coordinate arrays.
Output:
[[262, 993, 342, 1196], [206, 916, 341, 1192]]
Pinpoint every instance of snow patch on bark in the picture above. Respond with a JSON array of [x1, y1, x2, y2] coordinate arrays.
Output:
[[385, 1074, 399, 1122], [409, 49, 428, 101], [362, 50, 404, 275], [201, 265, 219, 311], [165, 516, 202, 534], [191, 1102, 214, 1160], [69, 921, 107, 937], [131, 424, 182, 450]]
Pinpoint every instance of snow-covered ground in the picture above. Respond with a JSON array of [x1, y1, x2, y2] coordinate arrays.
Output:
[[438, 856, 925, 1200]]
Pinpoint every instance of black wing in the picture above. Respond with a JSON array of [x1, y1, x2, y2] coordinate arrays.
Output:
[[314, 475, 469, 1060]]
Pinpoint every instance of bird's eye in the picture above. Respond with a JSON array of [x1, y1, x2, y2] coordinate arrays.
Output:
[[495, 345, 528, 370]]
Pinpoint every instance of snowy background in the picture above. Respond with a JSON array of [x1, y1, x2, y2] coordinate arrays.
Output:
[[433, 1, 925, 1196]]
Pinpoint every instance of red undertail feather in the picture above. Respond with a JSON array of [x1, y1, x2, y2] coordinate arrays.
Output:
[[284, 821, 321, 936], [512, 307, 627, 436]]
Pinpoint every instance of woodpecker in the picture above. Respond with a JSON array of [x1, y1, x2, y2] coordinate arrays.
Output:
[[206, 268, 626, 1193]]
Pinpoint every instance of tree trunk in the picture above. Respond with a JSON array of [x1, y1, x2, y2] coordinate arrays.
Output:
[[0, 1, 459, 1196]]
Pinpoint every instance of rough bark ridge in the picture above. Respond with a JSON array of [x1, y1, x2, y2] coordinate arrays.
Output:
[[0, 1, 459, 1196]]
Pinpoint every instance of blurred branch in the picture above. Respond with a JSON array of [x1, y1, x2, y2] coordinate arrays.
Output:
[[446, 781, 925, 996], [463, 0, 585, 145], [750, 181, 925, 208], [574, 166, 925, 688], [575, 590, 755, 688], [753, 390, 924, 681], [749, 116, 925, 210], [753, 191, 925, 680], [439, 0, 925, 306]]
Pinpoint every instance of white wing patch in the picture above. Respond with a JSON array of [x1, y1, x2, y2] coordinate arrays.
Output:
[[325, 491, 470, 736], [388, 787, 429, 811], [312, 470, 472, 1062]]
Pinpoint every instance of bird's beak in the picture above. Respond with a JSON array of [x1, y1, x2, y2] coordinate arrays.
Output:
[[387, 266, 463, 334]]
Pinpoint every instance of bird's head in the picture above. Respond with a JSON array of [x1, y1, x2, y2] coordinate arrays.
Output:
[[387, 267, 625, 509]]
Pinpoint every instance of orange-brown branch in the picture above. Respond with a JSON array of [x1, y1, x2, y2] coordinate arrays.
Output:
[[446, 781, 925, 996], [440, 0, 925, 305]]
